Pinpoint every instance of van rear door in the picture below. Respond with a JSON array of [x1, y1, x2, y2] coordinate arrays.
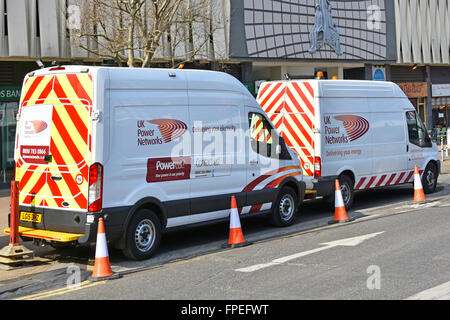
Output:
[[257, 81, 316, 177], [16, 72, 93, 218]]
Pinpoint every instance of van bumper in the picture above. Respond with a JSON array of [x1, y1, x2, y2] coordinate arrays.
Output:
[[313, 175, 338, 197], [14, 206, 127, 246]]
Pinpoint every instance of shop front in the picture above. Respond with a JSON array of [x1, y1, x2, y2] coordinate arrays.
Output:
[[396, 82, 428, 126], [0, 87, 20, 182], [432, 84, 450, 145]]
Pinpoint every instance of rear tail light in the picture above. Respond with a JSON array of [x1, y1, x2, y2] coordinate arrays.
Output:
[[88, 163, 103, 212], [314, 156, 321, 178]]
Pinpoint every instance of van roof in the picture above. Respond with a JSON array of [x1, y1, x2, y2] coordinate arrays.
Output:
[[261, 79, 407, 98], [26, 65, 253, 98]]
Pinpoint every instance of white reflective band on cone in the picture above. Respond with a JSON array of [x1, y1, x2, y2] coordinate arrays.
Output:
[[335, 190, 345, 208], [414, 174, 423, 190], [95, 232, 109, 258], [229, 208, 242, 229]]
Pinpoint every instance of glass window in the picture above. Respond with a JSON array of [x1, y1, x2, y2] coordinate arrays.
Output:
[[249, 112, 273, 158], [406, 111, 431, 147]]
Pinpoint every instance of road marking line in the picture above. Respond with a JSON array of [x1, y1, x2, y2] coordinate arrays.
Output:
[[405, 281, 450, 300], [236, 231, 384, 273], [14, 280, 106, 300]]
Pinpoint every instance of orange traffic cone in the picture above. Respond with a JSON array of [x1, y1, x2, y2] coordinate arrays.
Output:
[[413, 165, 426, 203], [222, 196, 251, 248], [89, 218, 120, 281], [329, 179, 354, 224]]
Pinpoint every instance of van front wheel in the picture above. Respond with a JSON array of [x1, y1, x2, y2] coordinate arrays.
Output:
[[422, 162, 437, 194], [270, 186, 298, 227], [123, 209, 162, 260]]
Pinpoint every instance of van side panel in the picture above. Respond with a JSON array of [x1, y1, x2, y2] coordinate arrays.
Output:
[[320, 97, 373, 179], [104, 70, 190, 213]]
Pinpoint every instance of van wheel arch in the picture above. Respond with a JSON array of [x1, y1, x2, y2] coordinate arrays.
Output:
[[339, 170, 355, 186], [324, 170, 355, 210], [115, 198, 167, 250], [277, 177, 306, 209]]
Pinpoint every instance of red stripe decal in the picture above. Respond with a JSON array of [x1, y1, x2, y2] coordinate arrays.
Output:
[[355, 177, 366, 190]]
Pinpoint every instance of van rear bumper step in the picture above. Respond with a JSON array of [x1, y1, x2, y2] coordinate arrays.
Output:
[[4, 227, 83, 242]]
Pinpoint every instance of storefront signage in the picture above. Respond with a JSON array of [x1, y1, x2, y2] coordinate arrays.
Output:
[[0, 87, 21, 102], [432, 84, 450, 97], [397, 82, 428, 98], [372, 66, 386, 81]]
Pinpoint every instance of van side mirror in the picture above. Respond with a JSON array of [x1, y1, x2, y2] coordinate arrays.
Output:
[[276, 144, 282, 155]]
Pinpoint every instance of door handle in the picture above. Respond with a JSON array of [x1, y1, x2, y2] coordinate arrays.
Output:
[[249, 160, 258, 165], [51, 175, 62, 181]]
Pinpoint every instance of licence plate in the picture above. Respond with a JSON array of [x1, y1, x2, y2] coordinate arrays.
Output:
[[20, 211, 42, 223]]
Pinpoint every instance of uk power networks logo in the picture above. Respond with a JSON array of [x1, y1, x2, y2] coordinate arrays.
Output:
[[147, 119, 188, 143], [137, 118, 188, 146], [334, 115, 370, 142]]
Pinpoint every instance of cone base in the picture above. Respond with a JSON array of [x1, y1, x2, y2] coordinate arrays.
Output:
[[328, 217, 355, 225], [221, 241, 252, 249], [89, 272, 121, 282]]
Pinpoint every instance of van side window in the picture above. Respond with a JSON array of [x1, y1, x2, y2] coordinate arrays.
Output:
[[248, 112, 292, 160], [249, 113, 273, 158], [406, 111, 431, 147]]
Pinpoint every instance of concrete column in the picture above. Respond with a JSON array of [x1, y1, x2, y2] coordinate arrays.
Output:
[[385, 64, 391, 81], [241, 62, 254, 83], [364, 64, 373, 80], [327, 66, 344, 79], [425, 65, 433, 130]]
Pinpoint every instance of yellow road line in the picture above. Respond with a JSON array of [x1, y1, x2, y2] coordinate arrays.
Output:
[[14, 280, 106, 300]]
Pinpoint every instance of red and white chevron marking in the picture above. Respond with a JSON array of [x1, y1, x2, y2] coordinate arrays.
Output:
[[257, 81, 315, 176], [334, 115, 370, 142], [147, 119, 187, 143], [355, 169, 423, 190]]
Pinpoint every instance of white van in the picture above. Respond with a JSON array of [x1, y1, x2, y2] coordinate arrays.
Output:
[[8, 66, 305, 260], [257, 80, 439, 209]]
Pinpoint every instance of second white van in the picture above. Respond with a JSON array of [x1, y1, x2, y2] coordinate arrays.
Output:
[[257, 79, 439, 209]]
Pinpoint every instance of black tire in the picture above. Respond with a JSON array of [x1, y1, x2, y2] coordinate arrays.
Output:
[[122, 209, 162, 260], [422, 162, 438, 194], [324, 175, 354, 210], [270, 186, 298, 227]]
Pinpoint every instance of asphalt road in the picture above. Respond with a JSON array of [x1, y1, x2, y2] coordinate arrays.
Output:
[[2, 167, 450, 301], [23, 185, 450, 301]]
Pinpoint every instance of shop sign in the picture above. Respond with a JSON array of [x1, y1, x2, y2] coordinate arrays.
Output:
[[397, 82, 428, 98], [372, 66, 386, 81], [0, 87, 21, 102], [432, 84, 450, 97]]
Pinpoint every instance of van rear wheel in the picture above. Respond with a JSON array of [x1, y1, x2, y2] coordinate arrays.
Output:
[[324, 175, 354, 210], [123, 209, 162, 260]]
